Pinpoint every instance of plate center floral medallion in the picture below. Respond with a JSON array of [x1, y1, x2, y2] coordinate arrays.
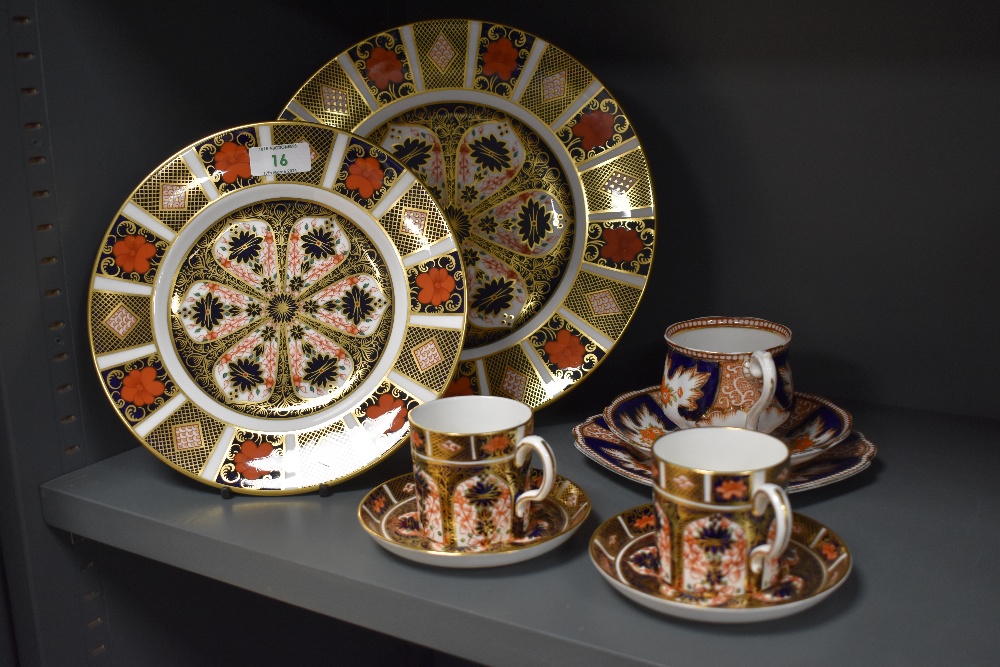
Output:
[[368, 103, 574, 350], [169, 198, 393, 419]]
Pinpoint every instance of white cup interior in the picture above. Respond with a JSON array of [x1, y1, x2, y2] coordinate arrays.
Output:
[[409, 395, 532, 434], [653, 428, 788, 472], [668, 325, 788, 354]]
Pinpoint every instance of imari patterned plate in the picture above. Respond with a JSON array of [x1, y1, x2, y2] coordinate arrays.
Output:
[[358, 471, 590, 567], [281, 20, 655, 409], [604, 386, 853, 465], [572, 414, 877, 494], [590, 507, 852, 623], [88, 122, 466, 494]]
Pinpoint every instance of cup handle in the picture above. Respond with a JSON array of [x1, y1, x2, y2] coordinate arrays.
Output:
[[749, 483, 792, 575], [513, 435, 556, 518], [744, 349, 777, 430]]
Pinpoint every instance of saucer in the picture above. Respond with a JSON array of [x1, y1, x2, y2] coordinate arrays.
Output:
[[590, 506, 852, 623], [573, 414, 876, 494], [358, 471, 590, 568], [604, 386, 852, 465]]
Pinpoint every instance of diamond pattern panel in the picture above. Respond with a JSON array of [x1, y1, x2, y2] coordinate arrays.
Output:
[[394, 327, 462, 394], [144, 400, 224, 476], [90, 293, 152, 354], [580, 148, 653, 214], [132, 156, 211, 232], [290, 60, 371, 131], [563, 270, 642, 340], [518, 44, 594, 126], [414, 20, 469, 90]]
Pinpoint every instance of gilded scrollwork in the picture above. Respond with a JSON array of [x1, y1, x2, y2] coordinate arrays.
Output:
[[369, 103, 575, 349], [582, 219, 654, 276], [97, 215, 168, 283], [528, 313, 604, 382], [348, 29, 416, 105], [169, 199, 394, 419], [195, 128, 260, 195]]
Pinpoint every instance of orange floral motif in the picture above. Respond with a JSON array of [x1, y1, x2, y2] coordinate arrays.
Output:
[[572, 110, 615, 151], [634, 513, 656, 530], [482, 435, 510, 454], [214, 141, 252, 184], [112, 235, 156, 274], [639, 426, 665, 444], [120, 366, 165, 406], [346, 156, 385, 198], [371, 494, 388, 514], [415, 267, 456, 306], [365, 46, 404, 90], [790, 435, 815, 452], [410, 430, 424, 448], [820, 540, 839, 561], [234, 440, 274, 480], [444, 375, 474, 397], [544, 329, 586, 369], [600, 227, 643, 264], [365, 393, 408, 433], [716, 479, 748, 500], [482, 37, 519, 80]]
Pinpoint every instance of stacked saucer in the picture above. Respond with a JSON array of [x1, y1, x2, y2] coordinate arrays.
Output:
[[573, 385, 876, 493]]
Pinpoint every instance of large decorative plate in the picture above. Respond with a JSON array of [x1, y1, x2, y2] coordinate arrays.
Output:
[[88, 122, 465, 494], [281, 20, 655, 409]]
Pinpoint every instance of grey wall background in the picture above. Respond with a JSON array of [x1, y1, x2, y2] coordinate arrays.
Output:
[[2, 0, 998, 664]]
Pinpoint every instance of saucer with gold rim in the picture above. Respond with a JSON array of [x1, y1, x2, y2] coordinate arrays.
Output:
[[603, 386, 852, 465], [573, 413, 876, 493], [358, 471, 590, 568], [590, 505, 852, 623]]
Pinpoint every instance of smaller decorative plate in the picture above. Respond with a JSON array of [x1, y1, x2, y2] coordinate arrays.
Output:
[[604, 386, 852, 465], [573, 414, 876, 493], [591, 507, 852, 623], [358, 471, 590, 567], [88, 122, 466, 494]]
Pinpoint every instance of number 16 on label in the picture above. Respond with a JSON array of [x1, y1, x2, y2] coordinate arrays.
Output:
[[249, 143, 312, 177]]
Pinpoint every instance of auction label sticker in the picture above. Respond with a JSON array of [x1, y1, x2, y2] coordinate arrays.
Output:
[[249, 143, 312, 176]]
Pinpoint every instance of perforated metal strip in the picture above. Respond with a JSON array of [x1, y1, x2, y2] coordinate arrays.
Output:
[[7, 5, 110, 664]]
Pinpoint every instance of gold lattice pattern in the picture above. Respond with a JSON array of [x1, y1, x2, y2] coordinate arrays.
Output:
[[519, 44, 595, 125], [272, 124, 336, 187], [321, 85, 351, 114], [378, 183, 452, 257], [426, 431, 472, 460], [90, 293, 152, 354], [563, 270, 642, 340], [132, 156, 211, 232], [144, 400, 224, 475], [483, 347, 546, 405], [395, 327, 462, 393], [399, 207, 429, 235], [586, 289, 622, 317], [292, 60, 371, 131], [581, 149, 653, 213], [414, 20, 469, 90]]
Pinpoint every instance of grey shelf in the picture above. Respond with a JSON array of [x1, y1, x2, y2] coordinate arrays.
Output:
[[40, 402, 1000, 666]]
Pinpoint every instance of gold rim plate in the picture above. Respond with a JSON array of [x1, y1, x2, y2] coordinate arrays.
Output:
[[281, 20, 655, 409], [88, 121, 466, 494]]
